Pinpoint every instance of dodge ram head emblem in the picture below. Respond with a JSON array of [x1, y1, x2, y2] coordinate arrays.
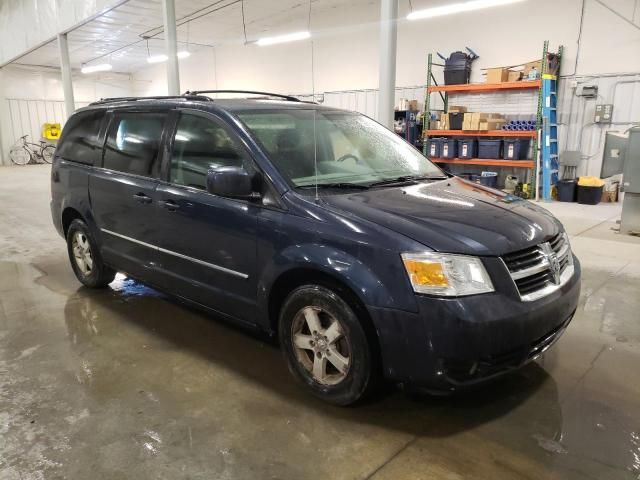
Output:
[[541, 243, 561, 284]]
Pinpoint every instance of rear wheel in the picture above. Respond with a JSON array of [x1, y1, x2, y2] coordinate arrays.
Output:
[[41, 145, 55, 164], [9, 146, 31, 165], [279, 285, 377, 405], [66, 219, 116, 288]]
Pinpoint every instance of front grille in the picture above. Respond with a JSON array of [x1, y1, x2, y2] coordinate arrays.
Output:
[[502, 233, 573, 301]]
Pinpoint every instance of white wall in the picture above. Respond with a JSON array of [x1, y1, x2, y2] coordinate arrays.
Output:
[[132, 0, 640, 95]]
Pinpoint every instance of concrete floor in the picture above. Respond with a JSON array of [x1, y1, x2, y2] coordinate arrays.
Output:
[[1, 164, 639, 480]]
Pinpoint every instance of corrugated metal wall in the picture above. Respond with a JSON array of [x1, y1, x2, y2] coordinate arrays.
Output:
[[3, 98, 89, 149]]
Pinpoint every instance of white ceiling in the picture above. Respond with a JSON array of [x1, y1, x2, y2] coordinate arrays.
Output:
[[14, 0, 376, 74]]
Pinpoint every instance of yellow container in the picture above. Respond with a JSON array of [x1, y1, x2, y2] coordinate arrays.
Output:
[[42, 123, 61, 140]]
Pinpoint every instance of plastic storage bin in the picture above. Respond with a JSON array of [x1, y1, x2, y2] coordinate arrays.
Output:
[[557, 180, 577, 202], [479, 172, 498, 188], [577, 185, 603, 205], [477, 139, 503, 159], [503, 139, 530, 160], [457, 139, 478, 159], [443, 51, 477, 85], [427, 137, 443, 158], [440, 138, 459, 159], [448, 112, 464, 130]]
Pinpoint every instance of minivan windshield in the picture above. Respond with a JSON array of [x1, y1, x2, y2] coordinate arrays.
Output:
[[236, 109, 444, 188]]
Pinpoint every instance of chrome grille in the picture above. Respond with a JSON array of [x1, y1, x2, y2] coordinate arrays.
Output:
[[502, 233, 574, 301]]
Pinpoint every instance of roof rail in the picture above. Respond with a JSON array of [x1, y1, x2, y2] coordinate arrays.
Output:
[[89, 95, 212, 106], [184, 90, 301, 102]]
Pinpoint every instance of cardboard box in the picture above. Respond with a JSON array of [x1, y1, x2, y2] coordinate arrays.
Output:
[[449, 105, 467, 113], [439, 112, 450, 130], [486, 68, 510, 83], [508, 70, 522, 82], [479, 120, 506, 131]]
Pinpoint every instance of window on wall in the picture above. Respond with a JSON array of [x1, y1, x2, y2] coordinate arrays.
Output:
[[103, 112, 167, 176], [169, 113, 247, 190], [57, 110, 106, 165]]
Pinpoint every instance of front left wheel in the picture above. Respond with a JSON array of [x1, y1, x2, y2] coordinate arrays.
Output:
[[279, 285, 377, 406], [66, 219, 116, 288]]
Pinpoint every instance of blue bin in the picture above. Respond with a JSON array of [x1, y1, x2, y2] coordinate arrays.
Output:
[[440, 138, 459, 159], [428, 137, 443, 158], [457, 139, 478, 159], [503, 139, 530, 160]]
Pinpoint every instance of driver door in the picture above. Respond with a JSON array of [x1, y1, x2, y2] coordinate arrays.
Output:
[[153, 110, 259, 322]]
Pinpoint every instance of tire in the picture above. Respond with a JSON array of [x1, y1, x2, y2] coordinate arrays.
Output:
[[66, 219, 116, 288], [279, 285, 377, 406], [9, 146, 31, 165], [41, 145, 55, 164]]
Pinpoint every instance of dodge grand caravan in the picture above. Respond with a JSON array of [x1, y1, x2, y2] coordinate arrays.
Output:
[[51, 91, 581, 405]]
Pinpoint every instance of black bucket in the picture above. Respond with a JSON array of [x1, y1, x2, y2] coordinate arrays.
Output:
[[557, 180, 577, 202], [577, 185, 603, 205]]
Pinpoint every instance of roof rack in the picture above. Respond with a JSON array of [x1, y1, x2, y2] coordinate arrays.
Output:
[[89, 95, 212, 106], [184, 90, 301, 102]]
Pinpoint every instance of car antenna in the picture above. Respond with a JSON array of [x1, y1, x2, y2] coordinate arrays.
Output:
[[313, 109, 319, 202]]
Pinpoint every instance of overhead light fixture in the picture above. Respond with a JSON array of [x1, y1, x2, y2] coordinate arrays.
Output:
[[256, 31, 311, 46], [81, 63, 113, 74], [147, 54, 168, 64], [177, 51, 191, 59], [407, 0, 526, 20]]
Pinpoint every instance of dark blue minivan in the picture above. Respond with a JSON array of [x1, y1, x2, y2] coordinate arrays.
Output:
[[51, 92, 580, 405]]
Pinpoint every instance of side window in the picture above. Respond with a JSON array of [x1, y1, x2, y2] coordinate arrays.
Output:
[[169, 114, 247, 190], [103, 112, 166, 176], [57, 110, 106, 165]]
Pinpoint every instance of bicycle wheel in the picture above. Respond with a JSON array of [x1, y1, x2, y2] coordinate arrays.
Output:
[[41, 145, 56, 164], [9, 146, 32, 166]]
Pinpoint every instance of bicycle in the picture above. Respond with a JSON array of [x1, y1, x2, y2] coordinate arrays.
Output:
[[9, 135, 56, 165]]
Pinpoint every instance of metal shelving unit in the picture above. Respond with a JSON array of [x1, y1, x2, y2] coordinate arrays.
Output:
[[421, 41, 563, 199]]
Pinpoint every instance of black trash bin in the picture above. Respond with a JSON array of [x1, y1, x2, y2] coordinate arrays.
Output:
[[557, 180, 577, 202], [442, 49, 478, 85], [577, 185, 603, 205]]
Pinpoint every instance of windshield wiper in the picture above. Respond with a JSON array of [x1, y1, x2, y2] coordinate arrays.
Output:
[[297, 182, 370, 190], [368, 175, 447, 187]]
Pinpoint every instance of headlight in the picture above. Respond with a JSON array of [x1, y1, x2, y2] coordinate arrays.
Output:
[[401, 252, 494, 296]]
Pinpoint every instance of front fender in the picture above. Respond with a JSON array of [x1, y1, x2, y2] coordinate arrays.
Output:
[[257, 243, 419, 326]]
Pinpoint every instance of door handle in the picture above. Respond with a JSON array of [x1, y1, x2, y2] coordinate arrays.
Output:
[[159, 200, 180, 211], [133, 193, 152, 204]]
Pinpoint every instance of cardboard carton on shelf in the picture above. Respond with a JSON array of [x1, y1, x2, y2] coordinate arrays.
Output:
[[448, 105, 467, 113], [463, 112, 505, 131], [485, 68, 510, 83], [508, 70, 522, 82]]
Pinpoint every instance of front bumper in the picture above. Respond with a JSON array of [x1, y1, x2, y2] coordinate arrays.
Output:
[[369, 256, 581, 391]]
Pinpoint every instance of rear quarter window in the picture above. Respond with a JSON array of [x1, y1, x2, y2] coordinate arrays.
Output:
[[57, 110, 106, 165]]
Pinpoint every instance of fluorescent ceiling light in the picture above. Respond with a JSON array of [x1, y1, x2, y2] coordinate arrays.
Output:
[[407, 0, 526, 20], [147, 54, 168, 64], [256, 31, 311, 46], [81, 63, 112, 74], [177, 51, 191, 59]]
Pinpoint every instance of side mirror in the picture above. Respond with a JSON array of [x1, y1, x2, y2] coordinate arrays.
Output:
[[206, 166, 260, 200]]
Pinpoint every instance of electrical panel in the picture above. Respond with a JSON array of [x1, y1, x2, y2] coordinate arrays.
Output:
[[594, 104, 613, 124], [576, 85, 598, 98]]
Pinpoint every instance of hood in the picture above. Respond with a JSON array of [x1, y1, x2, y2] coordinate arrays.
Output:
[[319, 178, 561, 256]]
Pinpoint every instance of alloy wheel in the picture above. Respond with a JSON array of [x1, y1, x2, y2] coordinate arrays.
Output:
[[72, 232, 93, 275], [291, 306, 351, 385]]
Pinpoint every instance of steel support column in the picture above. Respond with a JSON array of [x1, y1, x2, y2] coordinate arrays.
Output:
[[162, 0, 180, 95], [377, 0, 398, 129], [57, 33, 75, 118]]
